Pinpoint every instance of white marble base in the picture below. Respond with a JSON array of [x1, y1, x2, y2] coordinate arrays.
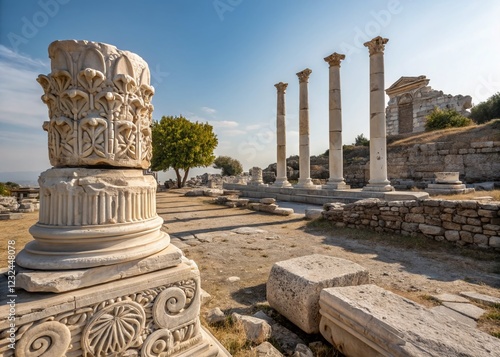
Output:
[[362, 183, 395, 192], [17, 216, 170, 270], [295, 178, 319, 189], [0, 259, 228, 357], [323, 180, 351, 190], [274, 178, 292, 188], [17, 244, 183, 293]]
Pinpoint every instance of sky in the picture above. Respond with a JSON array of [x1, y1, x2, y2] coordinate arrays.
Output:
[[1, 0, 499, 184]]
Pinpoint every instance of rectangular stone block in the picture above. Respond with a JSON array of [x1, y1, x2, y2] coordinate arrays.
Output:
[[319, 284, 500, 357], [0, 261, 224, 357], [266, 255, 369, 334]]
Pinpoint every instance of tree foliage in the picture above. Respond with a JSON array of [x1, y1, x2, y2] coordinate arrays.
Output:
[[470, 92, 500, 124], [151, 116, 218, 188], [354, 133, 369, 146], [424, 107, 473, 131], [0, 182, 20, 196], [213, 156, 243, 176]]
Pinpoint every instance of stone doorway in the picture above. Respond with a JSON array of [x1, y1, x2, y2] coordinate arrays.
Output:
[[398, 94, 413, 134]]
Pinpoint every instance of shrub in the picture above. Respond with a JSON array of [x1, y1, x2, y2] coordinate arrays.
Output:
[[424, 107, 473, 131], [470, 92, 500, 124], [354, 133, 369, 146]]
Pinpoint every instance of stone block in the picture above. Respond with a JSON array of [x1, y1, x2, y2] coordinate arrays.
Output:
[[445, 230, 460, 242], [460, 291, 500, 307], [489, 236, 500, 247], [442, 302, 485, 320], [266, 255, 369, 334], [419, 224, 444, 236], [432, 306, 477, 328], [260, 198, 276, 205], [0, 261, 225, 357], [304, 209, 323, 220], [232, 313, 271, 344], [273, 208, 294, 216], [319, 284, 500, 357], [16, 245, 183, 293]]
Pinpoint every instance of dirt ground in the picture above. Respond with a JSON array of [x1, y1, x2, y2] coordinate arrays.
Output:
[[2, 190, 499, 353], [155, 191, 500, 308]]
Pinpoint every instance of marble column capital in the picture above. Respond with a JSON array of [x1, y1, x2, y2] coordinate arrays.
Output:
[[324, 52, 345, 67], [275, 82, 288, 92], [364, 36, 389, 56], [296, 68, 312, 83]]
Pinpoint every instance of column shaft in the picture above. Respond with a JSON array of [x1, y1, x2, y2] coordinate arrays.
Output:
[[274, 82, 291, 187], [363, 37, 394, 192], [324, 53, 350, 190], [296, 68, 316, 188]]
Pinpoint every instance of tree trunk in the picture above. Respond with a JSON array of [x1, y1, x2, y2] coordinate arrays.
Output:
[[174, 168, 182, 188], [182, 168, 190, 188]]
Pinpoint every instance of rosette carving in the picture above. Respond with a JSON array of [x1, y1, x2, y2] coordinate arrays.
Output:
[[82, 301, 146, 356], [15, 321, 71, 357], [38, 40, 155, 168]]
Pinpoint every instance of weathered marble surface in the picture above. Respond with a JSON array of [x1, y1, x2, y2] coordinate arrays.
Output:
[[38, 40, 155, 169], [267, 255, 369, 334], [17, 245, 182, 292], [319, 284, 500, 357], [0, 260, 227, 357]]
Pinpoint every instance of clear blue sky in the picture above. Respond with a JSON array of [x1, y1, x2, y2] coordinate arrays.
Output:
[[1, 0, 499, 183]]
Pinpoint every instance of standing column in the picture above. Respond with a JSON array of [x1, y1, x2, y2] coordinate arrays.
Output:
[[296, 68, 316, 188], [363, 36, 394, 192], [323, 52, 350, 190], [274, 82, 291, 187]]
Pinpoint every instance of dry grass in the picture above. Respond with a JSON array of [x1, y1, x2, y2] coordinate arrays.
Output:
[[0, 212, 37, 267], [478, 304, 500, 338], [201, 316, 254, 357], [387, 119, 500, 146]]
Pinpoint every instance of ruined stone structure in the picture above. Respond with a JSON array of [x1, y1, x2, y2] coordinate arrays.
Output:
[[322, 198, 500, 250], [1, 40, 225, 357], [386, 75, 472, 135]]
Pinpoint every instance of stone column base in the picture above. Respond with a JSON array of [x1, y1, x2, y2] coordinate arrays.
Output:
[[323, 181, 351, 190], [362, 183, 394, 192], [295, 178, 319, 189], [0, 259, 228, 357], [274, 178, 292, 188]]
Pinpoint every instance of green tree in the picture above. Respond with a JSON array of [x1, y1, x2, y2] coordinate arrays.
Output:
[[0, 182, 19, 196], [354, 133, 369, 146], [213, 156, 243, 176], [425, 107, 473, 131], [151, 116, 218, 188], [470, 92, 500, 124]]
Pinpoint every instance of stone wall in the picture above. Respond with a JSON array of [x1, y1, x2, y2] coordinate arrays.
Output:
[[387, 140, 500, 183], [322, 199, 500, 250]]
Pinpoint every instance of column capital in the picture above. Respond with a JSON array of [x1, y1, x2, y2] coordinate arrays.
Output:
[[363, 36, 389, 56], [296, 68, 312, 83], [324, 52, 345, 67], [275, 82, 288, 92]]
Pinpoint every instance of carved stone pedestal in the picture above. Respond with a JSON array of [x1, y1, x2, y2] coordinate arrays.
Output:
[[6, 39, 228, 356], [0, 259, 227, 356]]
